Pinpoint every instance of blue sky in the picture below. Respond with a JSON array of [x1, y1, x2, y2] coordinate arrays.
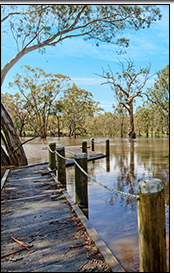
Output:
[[1, 4, 169, 113]]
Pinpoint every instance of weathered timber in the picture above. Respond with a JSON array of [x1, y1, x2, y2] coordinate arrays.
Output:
[[105, 139, 110, 157], [56, 146, 66, 188], [137, 178, 167, 272], [74, 153, 88, 213], [1, 163, 125, 272], [48, 142, 56, 173], [82, 141, 87, 154]]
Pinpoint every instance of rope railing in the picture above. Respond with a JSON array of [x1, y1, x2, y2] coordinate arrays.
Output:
[[48, 145, 139, 200]]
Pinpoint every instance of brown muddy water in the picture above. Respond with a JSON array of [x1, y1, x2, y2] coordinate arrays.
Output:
[[19, 136, 169, 272]]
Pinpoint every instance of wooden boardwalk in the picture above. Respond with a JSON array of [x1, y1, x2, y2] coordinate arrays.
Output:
[[1, 163, 125, 272]]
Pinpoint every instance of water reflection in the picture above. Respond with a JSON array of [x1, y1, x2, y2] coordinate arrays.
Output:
[[106, 156, 110, 172], [21, 136, 169, 272]]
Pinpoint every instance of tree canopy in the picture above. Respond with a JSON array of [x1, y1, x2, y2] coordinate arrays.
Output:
[[143, 65, 169, 113], [60, 83, 102, 137], [8, 66, 72, 138], [1, 4, 162, 86]]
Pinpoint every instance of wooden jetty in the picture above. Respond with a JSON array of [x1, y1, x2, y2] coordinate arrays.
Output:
[[1, 163, 125, 272], [64, 145, 107, 167]]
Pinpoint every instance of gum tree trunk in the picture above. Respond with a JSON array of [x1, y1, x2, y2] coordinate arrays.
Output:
[[1, 102, 28, 166], [128, 103, 136, 139]]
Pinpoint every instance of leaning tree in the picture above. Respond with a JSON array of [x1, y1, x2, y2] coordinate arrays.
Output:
[[1, 4, 162, 165]]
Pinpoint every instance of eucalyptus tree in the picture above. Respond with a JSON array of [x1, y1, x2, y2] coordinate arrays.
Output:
[[97, 59, 154, 138], [8, 66, 71, 138], [1, 4, 162, 165], [143, 65, 169, 135], [61, 83, 103, 137], [49, 100, 65, 137], [1, 5, 162, 86], [113, 104, 128, 137], [143, 65, 169, 113], [135, 106, 152, 137]]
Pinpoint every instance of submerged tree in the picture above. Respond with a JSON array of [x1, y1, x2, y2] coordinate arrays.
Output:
[[97, 59, 154, 138]]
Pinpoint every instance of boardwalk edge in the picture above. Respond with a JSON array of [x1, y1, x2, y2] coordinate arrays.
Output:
[[48, 167, 125, 273], [1, 169, 11, 190]]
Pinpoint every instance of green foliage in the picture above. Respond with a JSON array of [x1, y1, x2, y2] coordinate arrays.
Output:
[[1, 5, 162, 53], [8, 66, 71, 138], [163, 148, 169, 158], [145, 65, 169, 113], [60, 83, 103, 137], [142, 65, 169, 135], [1, 92, 30, 137]]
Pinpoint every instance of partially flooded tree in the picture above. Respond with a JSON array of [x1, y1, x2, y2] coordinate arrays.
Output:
[[8, 66, 71, 138], [61, 84, 102, 138], [97, 59, 154, 138]]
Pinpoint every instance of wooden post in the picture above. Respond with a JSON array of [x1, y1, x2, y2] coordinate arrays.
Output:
[[82, 141, 87, 154], [49, 142, 56, 174], [74, 153, 88, 213], [137, 178, 167, 272], [91, 138, 94, 151], [105, 139, 110, 157], [56, 146, 66, 188]]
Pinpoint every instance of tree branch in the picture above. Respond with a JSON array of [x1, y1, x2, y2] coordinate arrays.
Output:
[[120, 102, 130, 113], [1, 12, 22, 23], [13, 125, 44, 154]]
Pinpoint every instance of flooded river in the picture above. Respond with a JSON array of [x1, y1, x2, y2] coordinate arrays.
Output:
[[20, 136, 169, 272]]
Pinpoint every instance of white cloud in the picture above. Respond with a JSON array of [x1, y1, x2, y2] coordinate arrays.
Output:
[[70, 76, 104, 86]]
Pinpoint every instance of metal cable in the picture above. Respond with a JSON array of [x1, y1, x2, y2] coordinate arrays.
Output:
[[48, 145, 139, 200]]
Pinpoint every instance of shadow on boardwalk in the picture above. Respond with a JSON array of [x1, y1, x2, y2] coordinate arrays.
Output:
[[1, 163, 125, 272]]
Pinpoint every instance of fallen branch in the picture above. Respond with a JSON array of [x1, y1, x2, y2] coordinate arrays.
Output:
[[1, 245, 34, 259], [11, 237, 30, 250], [13, 125, 44, 154]]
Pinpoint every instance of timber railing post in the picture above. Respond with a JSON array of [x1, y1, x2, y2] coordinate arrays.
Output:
[[74, 153, 88, 217], [82, 141, 87, 154], [49, 142, 56, 174], [56, 146, 66, 189], [91, 138, 94, 151], [105, 139, 110, 157], [137, 178, 167, 272]]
